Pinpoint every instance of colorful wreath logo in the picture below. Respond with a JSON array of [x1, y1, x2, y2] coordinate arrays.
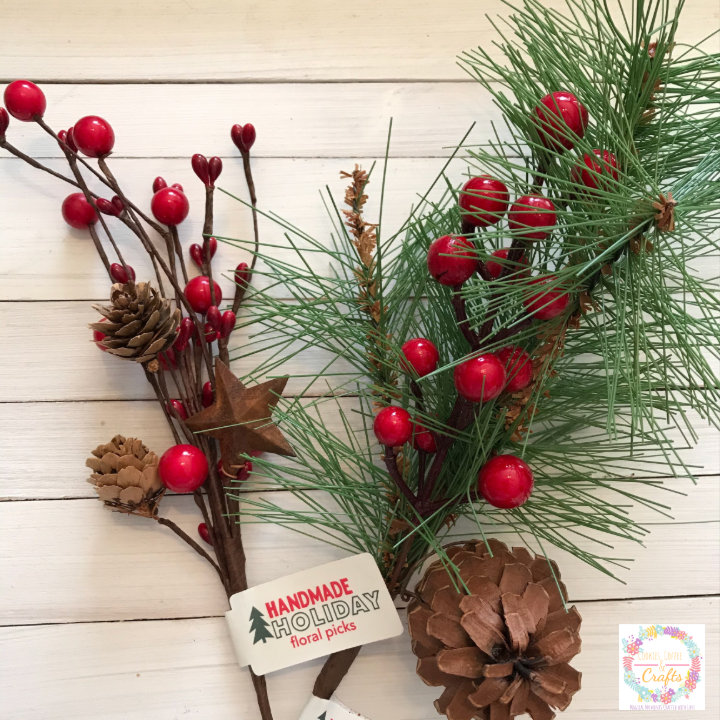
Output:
[[621, 625, 703, 704]]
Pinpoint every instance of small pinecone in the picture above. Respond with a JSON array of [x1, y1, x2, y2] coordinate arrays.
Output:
[[86, 435, 164, 516], [90, 282, 180, 363], [408, 539, 582, 720]]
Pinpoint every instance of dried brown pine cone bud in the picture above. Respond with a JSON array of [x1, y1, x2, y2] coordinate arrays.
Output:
[[409, 539, 581, 720], [86, 435, 164, 517], [89, 282, 180, 363]]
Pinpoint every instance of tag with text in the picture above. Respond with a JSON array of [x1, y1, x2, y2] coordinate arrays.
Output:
[[225, 553, 402, 675], [619, 624, 705, 710], [298, 694, 370, 720]]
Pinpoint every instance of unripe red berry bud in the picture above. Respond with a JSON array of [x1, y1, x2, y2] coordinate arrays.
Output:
[[173, 317, 194, 352], [198, 522, 212, 545], [202, 381, 214, 408], [158, 347, 177, 371], [172, 183, 184, 192], [66, 127, 78, 153], [189, 244, 204, 269], [219, 310, 236, 339], [206, 305, 221, 332], [234, 262, 251, 288], [202, 322, 218, 343], [231, 123, 256, 152], [238, 460, 253, 481], [204, 236, 217, 262], [208, 157, 222, 185], [57, 129, 67, 146], [96, 198, 121, 217], [191, 153, 210, 186], [153, 177, 167, 194], [167, 399, 188, 421], [0, 107, 9, 136], [109, 263, 135, 284], [111, 195, 124, 213]]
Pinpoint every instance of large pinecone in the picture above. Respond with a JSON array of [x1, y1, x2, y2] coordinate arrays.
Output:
[[408, 539, 581, 720], [86, 435, 164, 516], [90, 282, 180, 362]]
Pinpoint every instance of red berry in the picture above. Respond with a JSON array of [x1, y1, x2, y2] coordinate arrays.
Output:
[[523, 276, 569, 320], [158, 444, 208, 493], [231, 123, 256, 152], [73, 115, 115, 158], [173, 317, 194, 352], [508, 195, 557, 241], [65, 127, 78, 153], [427, 235, 477, 286], [454, 354, 506, 403], [171, 183, 184, 192], [533, 91, 588, 152], [202, 381, 214, 408], [401, 338, 439, 377], [411, 421, 437, 453], [237, 460, 253, 481], [219, 310, 236, 339], [191, 154, 210, 186], [168, 399, 188, 421], [111, 196, 124, 213], [198, 522, 213, 545], [459, 176, 509, 227], [62, 193, 98, 229], [4, 80, 46, 121], [96, 198, 121, 217], [478, 455, 534, 509], [496, 346, 533, 393], [208, 157, 223, 185], [151, 187, 189, 225], [204, 237, 218, 261], [206, 305, 221, 331], [203, 322, 219, 343], [571, 149, 619, 191], [235, 262, 251, 288], [189, 244, 204, 269], [373, 406, 412, 446], [92, 317, 108, 351], [158, 348, 177, 371], [109, 263, 136, 284], [153, 177, 167, 194], [185, 276, 222, 315], [0, 107, 9, 136], [485, 248, 530, 280]]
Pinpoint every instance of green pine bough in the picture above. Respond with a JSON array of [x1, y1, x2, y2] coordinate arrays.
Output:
[[219, 0, 719, 705]]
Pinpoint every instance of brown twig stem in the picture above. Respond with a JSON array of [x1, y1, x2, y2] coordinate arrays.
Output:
[[157, 517, 223, 579], [240, 150, 260, 270]]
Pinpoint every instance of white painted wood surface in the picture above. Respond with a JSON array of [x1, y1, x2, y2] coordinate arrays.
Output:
[[0, 1, 718, 718]]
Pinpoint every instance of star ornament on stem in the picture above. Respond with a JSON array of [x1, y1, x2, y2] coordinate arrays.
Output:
[[185, 359, 295, 473]]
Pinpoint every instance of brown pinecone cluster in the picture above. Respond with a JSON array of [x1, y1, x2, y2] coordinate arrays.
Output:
[[409, 539, 581, 720], [86, 435, 164, 517], [90, 282, 180, 363]]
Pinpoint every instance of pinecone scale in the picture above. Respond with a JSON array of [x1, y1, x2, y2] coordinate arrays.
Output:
[[409, 539, 582, 720]]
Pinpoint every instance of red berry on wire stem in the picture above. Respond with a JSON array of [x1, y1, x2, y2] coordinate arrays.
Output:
[[411, 421, 437, 453], [151, 187, 189, 226], [158, 348, 177, 371], [427, 235, 477, 286], [153, 177, 167, 194], [92, 317, 108, 351], [496, 346, 533, 393], [62, 192, 98, 229], [478, 454, 534, 509], [373, 406, 413, 447], [185, 276, 223, 315], [206, 305, 221, 331], [237, 460, 253, 481], [189, 244, 204, 269], [65, 127, 78, 153], [202, 322, 219, 343], [111, 196, 124, 213], [523, 276, 570, 320], [198, 523, 213, 545], [400, 338, 439, 377], [485, 248, 530, 280], [219, 310, 236, 339], [231, 123, 256, 152], [3, 80, 46, 121], [191, 154, 210, 186], [96, 198, 121, 217], [571, 149, 619, 191], [202, 381, 214, 408], [458, 175, 510, 228], [508, 195, 557, 241], [158, 444, 208, 493], [204, 237, 218, 261], [168, 399, 188, 421], [171, 183, 184, 192], [235, 262, 251, 288], [73, 115, 115, 158], [532, 91, 588, 152], [454, 354, 507, 403], [0, 107, 9, 136], [109, 263, 136, 284], [208, 157, 223, 185], [173, 317, 194, 352]]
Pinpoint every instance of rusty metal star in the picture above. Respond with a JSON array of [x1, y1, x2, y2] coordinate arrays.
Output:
[[185, 359, 295, 471]]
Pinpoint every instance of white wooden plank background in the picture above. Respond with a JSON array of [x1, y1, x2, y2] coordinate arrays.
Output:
[[0, 1, 718, 718]]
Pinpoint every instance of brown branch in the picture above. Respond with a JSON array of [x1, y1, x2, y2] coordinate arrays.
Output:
[[240, 150, 260, 270], [451, 285, 480, 350], [383, 446, 418, 508], [156, 516, 224, 581]]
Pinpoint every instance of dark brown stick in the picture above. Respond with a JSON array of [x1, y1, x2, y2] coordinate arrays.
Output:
[[157, 517, 223, 579], [240, 150, 260, 270]]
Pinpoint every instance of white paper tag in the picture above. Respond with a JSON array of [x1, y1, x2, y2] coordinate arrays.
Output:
[[225, 553, 402, 675], [298, 694, 370, 720]]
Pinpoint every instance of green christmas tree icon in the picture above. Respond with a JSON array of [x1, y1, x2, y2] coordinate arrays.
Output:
[[249, 606, 274, 644]]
